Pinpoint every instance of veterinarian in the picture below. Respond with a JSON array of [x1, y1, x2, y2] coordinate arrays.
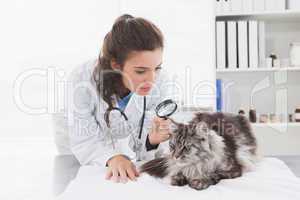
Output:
[[53, 14, 173, 184]]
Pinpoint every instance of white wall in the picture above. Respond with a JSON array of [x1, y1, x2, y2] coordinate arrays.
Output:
[[120, 0, 216, 108], [0, 0, 120, 139], [0, 0, 216, 139], [0, 0, 120, 79]]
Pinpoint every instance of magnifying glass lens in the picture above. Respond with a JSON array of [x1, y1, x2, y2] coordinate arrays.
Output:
[[155, 99, 177, 118]]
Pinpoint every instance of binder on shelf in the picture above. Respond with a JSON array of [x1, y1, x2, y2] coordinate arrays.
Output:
[[216, 0, 222, 15], [288, 0, 300, 10], [216, 79, 223, 112], [216, 21, 226, 69], [253, 0, 265, 12], [231, 0, 243, 13], [249, 21, 259, 69], [277, 0, 286, 10], [265, 0, 286, 11], [222, 0, 231, 14], [227, 21, 238, 69], [243, 0, 253, 13], [258, 21, 266, 68], [238, 21, 248, 69]]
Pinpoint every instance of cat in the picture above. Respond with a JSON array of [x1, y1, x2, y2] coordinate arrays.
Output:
[[140, 112, 260, 190]]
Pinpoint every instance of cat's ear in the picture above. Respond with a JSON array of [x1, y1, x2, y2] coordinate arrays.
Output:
[[191, 112, 207, 123]]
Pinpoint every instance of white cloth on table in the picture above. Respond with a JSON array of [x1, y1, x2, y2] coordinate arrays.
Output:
[[58, 158, 300, 200]]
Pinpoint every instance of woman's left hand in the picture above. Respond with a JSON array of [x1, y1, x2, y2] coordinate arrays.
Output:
[[148, 116, 172, 145]]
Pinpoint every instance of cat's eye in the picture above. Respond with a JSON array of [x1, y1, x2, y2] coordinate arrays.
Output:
[[200, 138, 206, 142], [184, 146, 191, 152], [169, 143, 175, 149]]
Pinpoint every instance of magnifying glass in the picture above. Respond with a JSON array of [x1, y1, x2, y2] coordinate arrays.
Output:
[[155, 99, 178, 119]]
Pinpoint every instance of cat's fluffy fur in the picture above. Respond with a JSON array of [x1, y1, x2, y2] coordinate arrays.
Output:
[[140, 112, 260, 190]]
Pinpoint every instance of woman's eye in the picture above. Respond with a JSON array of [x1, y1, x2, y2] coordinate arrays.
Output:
[[155, 67, 162, 73], [135, 71, 146, 74]]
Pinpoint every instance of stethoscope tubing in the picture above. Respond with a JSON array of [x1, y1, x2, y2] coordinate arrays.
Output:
[[105, 97, 177, 140]]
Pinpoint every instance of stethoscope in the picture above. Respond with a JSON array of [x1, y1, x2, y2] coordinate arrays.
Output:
[[104, 97, 177, 161]]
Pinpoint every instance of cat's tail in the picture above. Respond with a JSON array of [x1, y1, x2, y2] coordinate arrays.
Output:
[[236, 115, 262, 172], [139, 157, 171, 178]]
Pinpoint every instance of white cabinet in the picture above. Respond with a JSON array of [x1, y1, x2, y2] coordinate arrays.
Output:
[[215, 8, 300, 156]]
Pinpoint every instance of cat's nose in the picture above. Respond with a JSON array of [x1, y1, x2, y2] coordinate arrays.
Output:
[[172, 151, 180, 159], [171, 151, 176, 159]]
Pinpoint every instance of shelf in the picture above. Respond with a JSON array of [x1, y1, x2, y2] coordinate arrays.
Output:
[[216, 67, 300, 73], [252, 122, 300, 128], [216, 9, 300, 22], [252, 122, 300, 132]]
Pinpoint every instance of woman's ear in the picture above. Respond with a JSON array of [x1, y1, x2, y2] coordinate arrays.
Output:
[[110, 59, 121, 71]]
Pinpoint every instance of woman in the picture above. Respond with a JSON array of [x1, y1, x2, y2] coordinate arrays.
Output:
[[54, 14, 173, 184]]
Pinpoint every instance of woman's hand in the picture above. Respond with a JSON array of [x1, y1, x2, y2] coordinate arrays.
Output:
[[148, 116, 172, 145], [105, 155, 139, 183]]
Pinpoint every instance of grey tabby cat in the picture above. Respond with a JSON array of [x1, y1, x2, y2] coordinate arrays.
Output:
[[140, 112, 260, 190]]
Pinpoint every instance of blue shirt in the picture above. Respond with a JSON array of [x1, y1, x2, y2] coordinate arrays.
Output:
[[117, 92, 158, 151], [117, 92, 133, 111]]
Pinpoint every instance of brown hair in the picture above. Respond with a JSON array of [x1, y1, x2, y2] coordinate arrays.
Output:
[[93, 14, 164, 125]]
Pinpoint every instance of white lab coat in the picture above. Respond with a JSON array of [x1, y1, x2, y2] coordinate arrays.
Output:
[[53, 59, 172, 166]]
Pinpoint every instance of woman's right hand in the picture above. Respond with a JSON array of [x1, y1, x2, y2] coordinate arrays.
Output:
[[148, 116, 172, 145], [105, 155, 139, 183]]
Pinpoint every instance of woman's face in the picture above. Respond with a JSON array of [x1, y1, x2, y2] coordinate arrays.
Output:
[[121, 48, 163, 96]]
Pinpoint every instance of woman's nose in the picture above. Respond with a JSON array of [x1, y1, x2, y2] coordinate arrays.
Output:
[[146, 71, 156, 83]]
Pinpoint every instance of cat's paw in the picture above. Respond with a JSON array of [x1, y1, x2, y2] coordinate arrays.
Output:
[[229, 170, 242, 179], [188, 179, 210, 190], [170, 173, 188, 186], [220, 170, 242, 179], [216, 167, 242, 180], [211, 174, 222, 185]]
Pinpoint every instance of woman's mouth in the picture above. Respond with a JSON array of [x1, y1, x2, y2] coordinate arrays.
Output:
[[140, 87, 151, 92]]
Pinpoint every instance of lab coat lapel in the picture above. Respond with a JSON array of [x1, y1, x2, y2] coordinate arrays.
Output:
[[123, 93, 145, 127]]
